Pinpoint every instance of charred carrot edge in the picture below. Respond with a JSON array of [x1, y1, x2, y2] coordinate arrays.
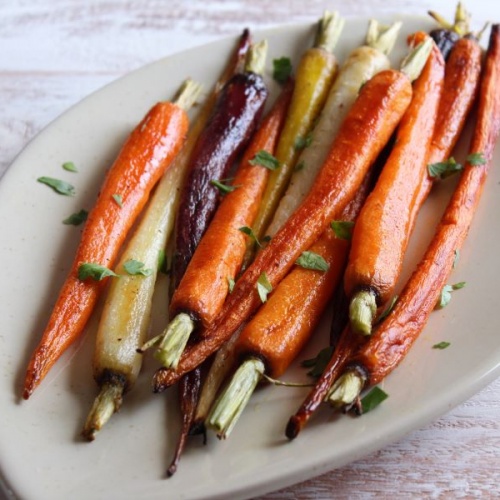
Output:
[[348, 24, 500, 388], [345, 34, 444, 336], [286, 32, 483, 437], [23, 85, 193, 399], [152, 68, 413, 392]]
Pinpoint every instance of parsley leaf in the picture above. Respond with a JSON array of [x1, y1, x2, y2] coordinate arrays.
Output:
[[428, 157, 462, 179], [302, 346, 333, 378], [123, 259, 153, 276], [256, 272, 272, 302], [112, 194, 123, 207], [467, 152, 486, 166], [331, 220, 354, 240], [37, 176, 76, 196], [62, 161, 78, 173], [376, 295, 398, 324], [295, 251, 329, 272], [78, 263, 119, 281], [249, 150, 280, 171], [157, 249, 169, 275], [294, 133, 313, 150], [239, 226, 267, 248], [62, 209, 88, 226], [295, 160, 306, 172], [437, 281, 466, 309], [361, 386, 389, 413], [273, 57, 293, 83], [227, 276, 235, 293], [433, 341, 451, 350], [210, 179, 239, 194]]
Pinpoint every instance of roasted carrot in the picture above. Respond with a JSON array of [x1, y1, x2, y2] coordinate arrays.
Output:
[[170, 42, 269, 293], [23, 81, 195, 399], [286, 31, 483, 438], [344, 33, 444, 336], [81, 31, 253, 441], [263, 19, 400, 239], [247, 11, 344, 250], [205, 173, 372, 438], [330, 24, 500, 403], [153, 50, 425, 391]]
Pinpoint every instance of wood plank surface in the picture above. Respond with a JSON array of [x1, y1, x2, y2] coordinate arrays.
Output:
[[1, 1, 499, 498]]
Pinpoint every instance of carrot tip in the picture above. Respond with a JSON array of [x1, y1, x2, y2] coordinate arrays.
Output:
[[285, 415, 303, 440]]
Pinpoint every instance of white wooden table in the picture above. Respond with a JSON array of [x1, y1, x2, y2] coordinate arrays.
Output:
[[1, 1, 499, 498]]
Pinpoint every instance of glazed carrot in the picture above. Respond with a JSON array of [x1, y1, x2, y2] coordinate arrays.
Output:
[[247, 11, 344, 250], [153, 58, 420, 392], [81, 30, 252, 441], [331, 24, 500, 401], [205, 174, 372, 438], [23, 81, 195, 400], [344, 33, 444, 336], [150, 79, 294, 370], [170, 42, 269, 293], [286, 32, 483, 438]]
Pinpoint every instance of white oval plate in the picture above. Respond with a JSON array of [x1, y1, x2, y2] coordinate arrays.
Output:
[[1, 15, 499, 500]]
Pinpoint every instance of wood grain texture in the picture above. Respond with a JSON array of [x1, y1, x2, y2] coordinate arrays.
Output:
[[1, 1, 499, 498]]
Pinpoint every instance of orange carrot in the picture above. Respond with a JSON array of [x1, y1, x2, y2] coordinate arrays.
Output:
[[153, 67, 413, 392], [344, 34, 444, 336], [23, 85, 194, 399]]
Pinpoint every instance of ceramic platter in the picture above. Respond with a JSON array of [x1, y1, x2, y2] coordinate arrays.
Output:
[[1, 15, 499, 500]]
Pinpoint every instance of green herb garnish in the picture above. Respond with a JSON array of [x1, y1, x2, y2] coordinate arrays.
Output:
[[330, 220, 354, 240], [256, 272, 272, 303], [294, 133, 313, 151], [62, 209, 88, 226], [210, 179, 239, 194], [157, 249, 169, 275], [37, 176, 76, 196], [123, 259, 153, 276], [377, 295, 398, 324], [437, 281, 466, 309], [427, 157, 462, 179], [467, 152, 486, 166], [302, 346, 333, 378], [112, 194, 123, 207], [227, 276, 235, 293], [361, 386, 389, 413], [272, 57, 293, 84], [62, 161, 78, 173], [78, 263, 119, 281], [239, 226, 267, 248], [249, 150, 280, 171], [433, 341, 451, 350], [295, 251, 329, 272], [294, 160, 306, 172]]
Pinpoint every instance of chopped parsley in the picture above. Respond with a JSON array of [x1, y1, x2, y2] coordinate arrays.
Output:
[[123, 259, 152, 276], [361, 386, 389, 413], [78, 262, 119, 281], [239, 226, 267, 248], [62, 161, 78, 173], [256, 272, 272, 303], [433, 341, 451, 350], [295, 251, 329, 272], [294, 133, 313, 150], [467, 152, 486, 166], [112, 194, 123, 207], [157, 249, 169, 275], [437, 281, 466, 309], [37, 176, 76, 196], [272, 57, 293, 84], [227, 276, 235, 293], [427, 157, 462, 179], [210, 178, 239, 194], [331, 220, 354, 240], [249, 150, 280, 171], [62, 209, 88, 226], [302, 346, 333, 378]]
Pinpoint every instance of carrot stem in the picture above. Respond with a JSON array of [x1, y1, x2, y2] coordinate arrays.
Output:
[[174, 79, 203, 110], [82, 375, 125, 441], [400, 38, 433, 81], [326, 368, 365, 408], [349, 289, 378, 336], [205, 357, 265, 439], [154, 313, 195, 369], [314, 11, 345, 52], [366, 20, 402, 55]]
